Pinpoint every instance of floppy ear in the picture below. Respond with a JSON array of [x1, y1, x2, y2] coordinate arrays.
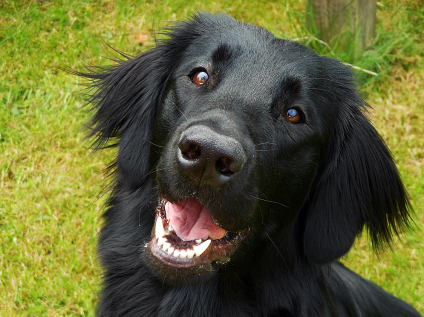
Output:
[[302, 59, 412, 264], [75, 47, 171, 189]]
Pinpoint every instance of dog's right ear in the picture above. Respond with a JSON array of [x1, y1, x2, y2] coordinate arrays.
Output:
[[79, 48, 165, 148], [74, 47, 170, 189]]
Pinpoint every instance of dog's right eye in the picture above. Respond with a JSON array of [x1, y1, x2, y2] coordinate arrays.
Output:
[[284, 108, 303, 124], [191, 70, 209, 86]]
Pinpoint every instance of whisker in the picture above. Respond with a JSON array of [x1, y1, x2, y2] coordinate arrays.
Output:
[[256, 149, 276, 152], [162, 272, 168, 286], [139, 166, 165, 184], [175, 104, 188, 121], [265, 232, 289, 269], [142, 138, 164, 148], [254, 142, 276, 147], [308, 87, 333, 94], [252, 196, 288, 208], [299, 77, 345, 84]]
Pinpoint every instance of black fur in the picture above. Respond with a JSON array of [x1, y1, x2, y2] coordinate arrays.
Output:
[[79, 13, 420, 317]]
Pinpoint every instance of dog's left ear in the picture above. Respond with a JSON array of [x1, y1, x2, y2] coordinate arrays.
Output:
[[302, 58, 412, 264]]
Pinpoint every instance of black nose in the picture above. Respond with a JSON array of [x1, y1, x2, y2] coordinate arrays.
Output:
[[178, 125, 247, 186]]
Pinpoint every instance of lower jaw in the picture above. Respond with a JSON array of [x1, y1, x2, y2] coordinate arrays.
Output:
[[145, 236, 232, 285], [145, 241, 218, 285]]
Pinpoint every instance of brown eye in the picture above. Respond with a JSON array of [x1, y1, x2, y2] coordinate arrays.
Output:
[[192, 71, 209, 86], [284, 108, 302, 124]]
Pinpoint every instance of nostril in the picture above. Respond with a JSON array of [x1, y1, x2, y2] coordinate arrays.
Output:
[[215, 157, 235, 176], [182, 143, 201, 160]]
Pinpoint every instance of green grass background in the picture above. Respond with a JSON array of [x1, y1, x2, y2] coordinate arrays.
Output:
[[1, 0, 423, 315]]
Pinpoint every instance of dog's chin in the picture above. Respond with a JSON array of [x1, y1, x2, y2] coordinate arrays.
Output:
[[145, 197, 250, 285]]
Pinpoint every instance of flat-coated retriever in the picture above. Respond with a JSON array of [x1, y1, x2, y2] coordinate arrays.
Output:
[[80, 13, 420, 317]]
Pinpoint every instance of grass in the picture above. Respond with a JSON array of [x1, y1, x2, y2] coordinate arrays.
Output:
[[1, 0, 423, 315]]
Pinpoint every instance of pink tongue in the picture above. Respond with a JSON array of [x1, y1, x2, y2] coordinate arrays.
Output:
[[165, 198, 226, 241]]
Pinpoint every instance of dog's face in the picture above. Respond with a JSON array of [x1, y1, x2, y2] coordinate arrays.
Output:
[[84, 14, 410, 287], [146, 25, 330, 281]]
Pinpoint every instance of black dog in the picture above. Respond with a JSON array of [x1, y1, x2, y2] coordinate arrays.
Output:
[[81, 13, 420, 316]]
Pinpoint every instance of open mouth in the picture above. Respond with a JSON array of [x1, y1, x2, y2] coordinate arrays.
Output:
[[147, 197, 249, 274]]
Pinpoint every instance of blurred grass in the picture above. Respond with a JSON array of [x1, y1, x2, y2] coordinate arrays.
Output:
[[0, 0, 423, 315]]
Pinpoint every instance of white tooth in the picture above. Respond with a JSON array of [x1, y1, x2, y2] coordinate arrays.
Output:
[[174, 249, 181, 257], [193, 239, 211, 256], [179, 249, 188, 258], [157, 237, 166, 247], [162, 241, 171, 250], [167, 246, 175, 254], [185, 249, 195, 258], [168, 223, 174, 231], [155, 216, 165, 238], [195, 239, 202, 244]]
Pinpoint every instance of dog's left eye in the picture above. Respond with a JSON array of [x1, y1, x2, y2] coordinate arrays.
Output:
[[284, 108, 303, 124], [191, 70, 209, 86]]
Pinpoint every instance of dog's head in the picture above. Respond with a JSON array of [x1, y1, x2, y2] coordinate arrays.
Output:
[[82, 13, 412, 284]]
